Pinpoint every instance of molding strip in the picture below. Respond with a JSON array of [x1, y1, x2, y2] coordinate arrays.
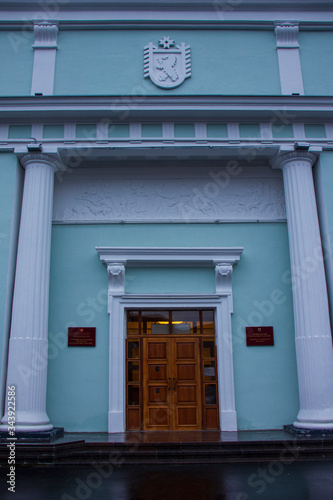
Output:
[[1, 96, 333, 121], [96, 246, 244, 267]]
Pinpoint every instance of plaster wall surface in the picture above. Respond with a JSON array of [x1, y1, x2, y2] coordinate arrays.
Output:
[[47, 222, 298, 431], [54, 29, 280, 96]]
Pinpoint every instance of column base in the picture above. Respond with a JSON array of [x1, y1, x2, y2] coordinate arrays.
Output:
[[220, 410, 238, 431], [0, 426, 64, 442], [0, 422, 53, 432], [1, 410, 54, 432], [284, 424, 333, 437], [108, 411, 125, 433], [293, 408, 333, 430]]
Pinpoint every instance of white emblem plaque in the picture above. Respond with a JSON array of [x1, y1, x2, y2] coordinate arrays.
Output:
[[144, 36, 191, 89]]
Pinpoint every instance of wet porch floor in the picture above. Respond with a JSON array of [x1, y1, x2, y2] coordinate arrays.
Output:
[[1, 461, 333, 500], [44, 428, 322, 444]]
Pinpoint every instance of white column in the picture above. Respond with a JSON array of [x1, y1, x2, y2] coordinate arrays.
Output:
[[1, 154, 58, 432], [275, 23, 304, 95], [274, 151, 333, 429], [31, 22, 58, 96]]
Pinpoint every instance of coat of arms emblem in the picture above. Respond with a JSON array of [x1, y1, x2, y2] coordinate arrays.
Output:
[[144, 36, 191, 89]]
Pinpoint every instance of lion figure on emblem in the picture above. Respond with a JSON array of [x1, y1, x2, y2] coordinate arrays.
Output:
[[156, 55, 179, 82]]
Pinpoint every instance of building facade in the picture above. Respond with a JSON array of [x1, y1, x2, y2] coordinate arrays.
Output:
[[0, 0, 333, 434]]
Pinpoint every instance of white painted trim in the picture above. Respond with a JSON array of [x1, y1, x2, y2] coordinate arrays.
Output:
[[275, 23, 304, 96], [97, 246, 243, 432], [292, 123, 306, 140], [1, 2, 333, 26], [275, 23, 300, 48], [31, 23, 58, 96], [2, 0, 333, 11], [96, 246, 243, 267], [1, 96, 333, 122], [107, 294, 238, 433], [55, 218, 288, 225]]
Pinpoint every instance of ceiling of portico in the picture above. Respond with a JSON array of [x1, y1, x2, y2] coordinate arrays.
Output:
[[56, 144, 279, 169]]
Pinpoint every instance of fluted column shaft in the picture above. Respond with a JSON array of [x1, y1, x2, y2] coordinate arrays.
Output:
[[276, 151, 333, 429], [1, 154, 57, 431]]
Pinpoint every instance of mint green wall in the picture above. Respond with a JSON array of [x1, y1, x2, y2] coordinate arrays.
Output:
[[299, 32, 333, 96], [0, 154, 22, 400], [315, 152, 333, 312], [318, 152, 333, 242], [0, 32, 33, 96], [54, 30, 280, 96], [47, 222, 298, 431], [126, 268, 215, 294]]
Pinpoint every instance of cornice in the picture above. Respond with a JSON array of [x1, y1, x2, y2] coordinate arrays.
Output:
[[2, 20, 333, 31], [0, 1, 332, 12], [0, 95, 333, 121], [96, 246, 244, 267]]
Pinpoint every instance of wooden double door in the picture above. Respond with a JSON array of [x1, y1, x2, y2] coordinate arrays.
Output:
[[143, 336, 202, 430]]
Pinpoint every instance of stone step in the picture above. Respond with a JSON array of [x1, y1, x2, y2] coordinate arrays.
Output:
[[1, 438, 333, 465]]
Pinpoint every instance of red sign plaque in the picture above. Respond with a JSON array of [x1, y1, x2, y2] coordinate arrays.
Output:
[[68, 327, 96, 347], [246, 327, 274, 346]]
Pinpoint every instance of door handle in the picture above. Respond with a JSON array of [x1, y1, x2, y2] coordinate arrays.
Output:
[[173, 378, 176, 391]]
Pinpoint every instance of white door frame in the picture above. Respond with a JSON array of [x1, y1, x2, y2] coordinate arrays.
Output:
[[96, 246, 243, 432]]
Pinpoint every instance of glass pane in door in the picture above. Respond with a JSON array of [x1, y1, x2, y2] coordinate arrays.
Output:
[[142, 311, 170, 334], [171, 310, 200, 334]]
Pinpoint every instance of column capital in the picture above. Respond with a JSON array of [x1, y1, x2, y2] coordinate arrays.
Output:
[[271, 151, 318, 170], [33, 22, 58, 49], [274, 22, 299, 48], [20, 153, 64, 172]]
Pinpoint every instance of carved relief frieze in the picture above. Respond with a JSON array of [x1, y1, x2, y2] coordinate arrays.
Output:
[[53, 168, 286, 222]]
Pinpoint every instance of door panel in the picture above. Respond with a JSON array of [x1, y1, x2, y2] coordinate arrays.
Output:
[[147, 342, 167, 359], [172, 338, 202, 430], [128, 333, 219, 431], [147, 364, 167, 381], [143, 338, 171, 430], [176, 342, 195, 358], [177, 386, 196, 402], [143, 336, 202, 430], [148, 386, 168, 403]]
